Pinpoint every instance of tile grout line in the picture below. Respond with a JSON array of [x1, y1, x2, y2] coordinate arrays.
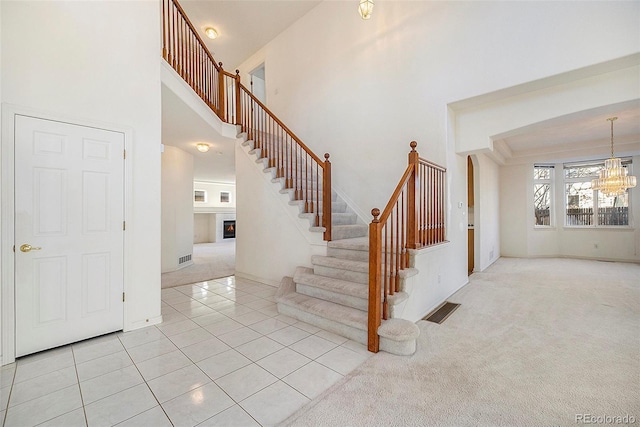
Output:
[[164, 285, 269, 427], [69, 346, 88, 426], [117, 333, 175, 426], [152, 305, 248, 425], [1, 367, 17, 427], [159, 278, 322, 426], [5, 275, 367, 427]]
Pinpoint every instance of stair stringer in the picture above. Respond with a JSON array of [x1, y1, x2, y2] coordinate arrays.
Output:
[[237, 132, 328, 244], [237, 132, 368, 241], [234, 133, 327, 286]]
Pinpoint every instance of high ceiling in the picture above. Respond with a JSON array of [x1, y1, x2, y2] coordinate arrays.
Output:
[[162, 1, 639, 182], [180, 0, 321, 71], [162, 0, 321, 182]]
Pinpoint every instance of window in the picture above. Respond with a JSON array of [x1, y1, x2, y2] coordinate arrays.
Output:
[[533, 165, 553, 226], [564, 160, 631, 226], [194, 190, 207, 203], [220, 191, 230, 203]]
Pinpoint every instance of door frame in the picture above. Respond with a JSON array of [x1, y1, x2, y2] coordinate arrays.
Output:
[[248, 63, 266, 104], [467, 155, 479, 274], [1, 104, 134, 365]]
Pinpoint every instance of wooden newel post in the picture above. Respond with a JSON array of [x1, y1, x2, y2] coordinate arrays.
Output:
[[407, 141, 419, 249], [368, 208, 382, 353], [323, 153, 332, 241], [235, 70, 241, 126], [217, 62, 225, 121]]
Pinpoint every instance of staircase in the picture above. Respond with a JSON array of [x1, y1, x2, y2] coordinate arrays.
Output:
[[238, 133, 420, 355], [162, 0, 440, 356]]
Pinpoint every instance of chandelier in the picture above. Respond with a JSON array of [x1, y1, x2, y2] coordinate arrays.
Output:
[[358, 0, 374, 20], [591, 117, 637, 197]]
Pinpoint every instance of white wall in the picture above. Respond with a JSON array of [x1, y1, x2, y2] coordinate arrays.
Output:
[[162, 146, 194, 272], [500, 164, 530, 258], [500, 157, 640, 262], [1, 0, 163, 359], [453, 63, 640, 157], [474, 154, 501, 270], [234, 1, 639, 286], [194, 214, 211, 243], [0, 0, 3, 362], [194, 213, 236, 243], [395, 244, 465, 323], [193, 181, 236, 211], [193, 181, 237, 244]]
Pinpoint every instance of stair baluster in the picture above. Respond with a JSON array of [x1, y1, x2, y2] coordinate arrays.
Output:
[[368, 141, 447, 352], [162, 0, 333, 240]]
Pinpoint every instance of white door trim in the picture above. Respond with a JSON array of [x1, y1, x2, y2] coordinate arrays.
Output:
[[1, 104, 134, 365]]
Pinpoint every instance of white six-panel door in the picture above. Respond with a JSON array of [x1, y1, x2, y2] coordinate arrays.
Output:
[[15, 115, 125, 357]]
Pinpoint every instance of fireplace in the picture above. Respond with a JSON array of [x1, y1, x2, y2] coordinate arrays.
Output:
[[223, 220, 236, 239]]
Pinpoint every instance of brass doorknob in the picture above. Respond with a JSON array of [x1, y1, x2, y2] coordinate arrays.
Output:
[[20, 244, 42, 253]]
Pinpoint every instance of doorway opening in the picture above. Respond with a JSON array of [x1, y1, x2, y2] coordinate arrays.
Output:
[[249, 63, 266, 104], [467, 156, 475, 275]]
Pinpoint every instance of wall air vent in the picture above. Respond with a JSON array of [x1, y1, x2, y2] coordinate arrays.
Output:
[[178, 254, 192, 265]]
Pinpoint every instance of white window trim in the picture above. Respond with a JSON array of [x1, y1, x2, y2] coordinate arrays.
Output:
[[533, 164, 555, 228]]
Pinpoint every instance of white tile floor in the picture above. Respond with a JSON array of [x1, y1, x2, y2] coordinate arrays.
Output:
[[0, 276, 372, 427]]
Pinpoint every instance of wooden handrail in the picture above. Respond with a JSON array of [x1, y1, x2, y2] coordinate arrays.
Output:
[[163, 0, 223, 118], [163, 0, 220, 72], [162, 0, 332, 241], [377, 164, 415, 225], [238, 83, 332, 239], [238, 83, 324, 165], [368, 141, 446, 352]]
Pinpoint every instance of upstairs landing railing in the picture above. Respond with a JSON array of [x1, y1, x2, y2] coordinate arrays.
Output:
[[368, 141, 446, 352], [162, 0, 331, 240]]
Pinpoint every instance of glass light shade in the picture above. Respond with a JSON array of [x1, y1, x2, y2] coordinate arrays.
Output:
[[591, 158, 637, 197], [358, 0, 374, 20], [196, 143, 210, 153], [204, 27, 218, 40]]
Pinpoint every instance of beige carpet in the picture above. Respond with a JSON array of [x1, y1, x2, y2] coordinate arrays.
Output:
[[281, 257, 640, 426], [161, 241, 235, 288]]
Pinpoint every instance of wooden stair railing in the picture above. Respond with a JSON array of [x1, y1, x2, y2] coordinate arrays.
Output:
[[161, 0, 332, 240], [368, 141, 446, 352], [237, 84, 332, 240]]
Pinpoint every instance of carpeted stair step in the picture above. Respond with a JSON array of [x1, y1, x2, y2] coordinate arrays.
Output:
[[332, 224, 368, 240], [279, 187, 337, 202], [311, 253, 418, 290], [327, 237, 369, 261], [294, 267, 368, 310], [331, 212, 357, 225], [293, 267, 409, 312], [277, 287, 419, 356], [311, 255, 368, 284], [298, 212, 357, 226], [288, 200, 347, 213]]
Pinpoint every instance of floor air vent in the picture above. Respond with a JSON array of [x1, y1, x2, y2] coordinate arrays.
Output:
[[178, 254, 192, 265], [423, 302, 460, 324]]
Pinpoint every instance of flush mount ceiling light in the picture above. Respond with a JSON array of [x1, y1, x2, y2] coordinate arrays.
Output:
[[358, 0, 374, 20], [204, 27, 218, 40], [196, 143, 210, 153], [591, 117, 637, 197]]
